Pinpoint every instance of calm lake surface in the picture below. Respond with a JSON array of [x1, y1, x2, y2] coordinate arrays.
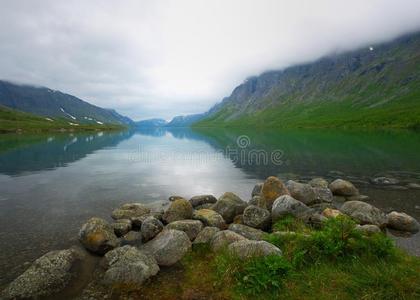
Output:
[[1, 127, 420, 286]]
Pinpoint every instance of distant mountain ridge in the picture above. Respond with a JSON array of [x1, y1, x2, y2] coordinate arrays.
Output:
[[0, 81, 133, 125], [195, 31, 420, 129], [135, 118, 167, 127], [166, 113, 205, 127]]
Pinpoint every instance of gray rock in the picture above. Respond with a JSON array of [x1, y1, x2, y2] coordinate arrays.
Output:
[[131, 211, 164, 228], [193, 209, 226, 229], [112, 219, 132, 237], [228, 224, 265, 240], [228, 240, 282, 259], [252, 183, 263, 197], [78, 217, 119, 255], [313, 187, 333, 203], [2, 248, 85, 299], [166, 220, 204, 240], [195, 203, 214, 210], [309, 178, 329, 188], [407, 183, 420, 189], [286, 180, 317, 205], [370, 177, 399, 185], [210, 230, 247, 252], [212, 192, 248, 223], [111, 203, 151, 220], [121, 231, 143, 246], [340, 201, 387, 227], [193, 227, 220, 244], [141, 216, 164, 242], [355, 224, 381, 235], [261, 176, 290, 210], [329, 179, 359, 196], [162, 199, 193, 224], [141, 229, 191, 266], [103, 245, 159, 285], [386, 211, 420, 233], [271, 195, 313, 223], [346, 194, 370, 202], [189, 195, 217, 207], [242, 205, 271, 230], [248, 195, 267, 209]]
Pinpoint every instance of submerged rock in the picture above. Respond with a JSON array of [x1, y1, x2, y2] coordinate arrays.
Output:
[[212, 192, 248, 223], [309, 178, 329, 188], [78, 217, 119, 255], [271, 195, 313, 223], [286, 180, 317, 205], [228, 240, 282, 259], [103, 245, 159, 286], [242, 205, 271, 230], [111, 203, 151, 220], [193, 227, 220, 244], [210, 230, 247, 252], [261, 176, 290, 210], [2, 248, 85, 299], [340, 201, 386, 227], [193, 209, 226, 229], [370, 177, 399, 185], [166, 220, 204, 240], [163, 198, 193, 224], [141, 216, 164, 242], [346, 194, 370, 202], [189, 195, 217, 208], [141, 229, 191, 266], [386, 211, 419, 233], [329, 179, 359, 196], [228, 224, 265, 240]]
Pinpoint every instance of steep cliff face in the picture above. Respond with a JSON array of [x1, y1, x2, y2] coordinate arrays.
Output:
[[196, 32, 420, 128]]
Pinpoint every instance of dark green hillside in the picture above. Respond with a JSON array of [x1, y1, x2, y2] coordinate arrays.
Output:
[[195, 32, 420, 129], [0, 105, 123, 133]]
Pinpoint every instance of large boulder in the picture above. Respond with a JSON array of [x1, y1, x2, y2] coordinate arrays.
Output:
[[340, 201, 387, 227], [329, 179, 359, 196], [212, 192, 247, 223], [193, 227, 220, 244], [1, 248, 85, 300], [141, 216, 164, 242], [386, 211, 419, 233], [141, 229, 191, 266], [271, 195, 313, 223], [261, 176, 290, 210], [166, 220, 204, 240], [78, 217, 119, 255], [189, 195, 217, 208], [193, 209, 226, 229], [309, 178, 329, 188], [252, 183, 263, 197], [103, 245, 159, 286], [228, 224, 264, 240], [111, 203, 151, 220], [242, 205, 271, 230], [210, 230, 247, 252], [313, 187, 333, 203], [162, 198, 193, 224], [286, 180, 318, 205], [228, 240, 282, 259]]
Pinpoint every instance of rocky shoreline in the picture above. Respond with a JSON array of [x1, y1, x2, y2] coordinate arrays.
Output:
[[2, 176, 419, 299]]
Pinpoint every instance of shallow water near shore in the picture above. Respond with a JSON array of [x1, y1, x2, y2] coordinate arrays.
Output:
[[0, 127, 419, 287]]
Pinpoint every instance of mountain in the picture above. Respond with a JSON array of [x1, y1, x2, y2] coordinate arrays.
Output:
[[166, 113, 205, 127], [135, 118, 167, 127], [0, 81, 133, 126], [195, 31, 420, 129]]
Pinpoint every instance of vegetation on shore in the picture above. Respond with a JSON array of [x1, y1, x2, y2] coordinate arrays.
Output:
[[137, 216, 420, 300], [0, 105, 125, 133]]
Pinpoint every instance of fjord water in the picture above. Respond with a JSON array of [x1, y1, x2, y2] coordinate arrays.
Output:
[[0, 128, 420, 286]]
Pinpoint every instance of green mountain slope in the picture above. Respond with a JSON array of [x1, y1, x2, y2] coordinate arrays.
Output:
[[195, 32, 420, 129], [0, 81, 133, 126], [0, 105, 123, 133]]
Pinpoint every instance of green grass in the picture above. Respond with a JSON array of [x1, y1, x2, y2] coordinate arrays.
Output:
[[0, 105, 125, 133], [134, 216, 420, 299]]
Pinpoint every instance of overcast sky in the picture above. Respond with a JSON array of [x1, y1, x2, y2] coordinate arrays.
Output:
[[0, 0, 420, 120]]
